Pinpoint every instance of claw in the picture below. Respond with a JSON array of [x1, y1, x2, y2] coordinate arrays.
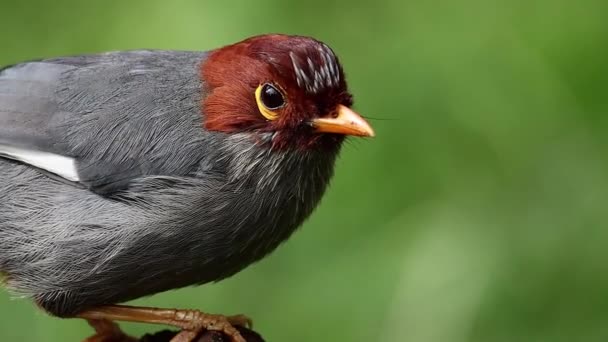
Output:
[[226, 314, 253, 329]]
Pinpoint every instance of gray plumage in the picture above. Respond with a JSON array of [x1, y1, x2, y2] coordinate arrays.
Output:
[[0, 50, 339, 316]]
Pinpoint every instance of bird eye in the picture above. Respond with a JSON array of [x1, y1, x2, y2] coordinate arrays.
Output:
[[255, 83, 286, 120], [260, 84, 285, 109]]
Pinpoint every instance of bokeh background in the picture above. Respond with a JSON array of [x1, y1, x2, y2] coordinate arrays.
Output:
[[1, 0, 608, 341]]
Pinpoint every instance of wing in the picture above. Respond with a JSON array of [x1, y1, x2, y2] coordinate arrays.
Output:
[[0, 50, 211, 195]]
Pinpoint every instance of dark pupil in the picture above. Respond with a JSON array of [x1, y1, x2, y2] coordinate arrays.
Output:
[[261, 84, 284, 109]]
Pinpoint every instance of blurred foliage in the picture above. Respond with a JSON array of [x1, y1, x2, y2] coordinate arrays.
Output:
[[1, 0, 608, 341]]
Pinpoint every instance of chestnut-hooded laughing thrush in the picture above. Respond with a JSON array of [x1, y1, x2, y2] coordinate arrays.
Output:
[[0, 34, 375, 342]]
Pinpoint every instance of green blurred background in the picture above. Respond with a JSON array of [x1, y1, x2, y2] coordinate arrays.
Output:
[[1, 0, 608, 341]]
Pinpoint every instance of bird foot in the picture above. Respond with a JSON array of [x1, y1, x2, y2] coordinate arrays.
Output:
[[77, 305, 252, 342], [167, 311, 251, 342], [83, 319, 138, 342]]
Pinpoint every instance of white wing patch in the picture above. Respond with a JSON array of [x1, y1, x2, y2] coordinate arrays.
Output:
[[0, 144, 80, 182]]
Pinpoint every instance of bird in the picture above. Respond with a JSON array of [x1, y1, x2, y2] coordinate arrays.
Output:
[[0, 34, 374, 342]]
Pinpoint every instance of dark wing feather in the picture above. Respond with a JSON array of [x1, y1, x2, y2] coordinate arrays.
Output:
[[0, 50, 210, 195]]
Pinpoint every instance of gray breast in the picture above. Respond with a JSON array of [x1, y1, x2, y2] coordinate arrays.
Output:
[[0, 132, 338, 316]]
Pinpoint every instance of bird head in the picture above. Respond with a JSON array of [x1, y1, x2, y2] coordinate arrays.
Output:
[[201, 34, 374, 151]]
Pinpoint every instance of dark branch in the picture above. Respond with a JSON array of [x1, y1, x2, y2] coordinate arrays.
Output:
[[138, 326, 265, 342]]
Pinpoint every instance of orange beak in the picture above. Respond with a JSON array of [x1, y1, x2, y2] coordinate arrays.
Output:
[[311, 105, 375, 137]]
